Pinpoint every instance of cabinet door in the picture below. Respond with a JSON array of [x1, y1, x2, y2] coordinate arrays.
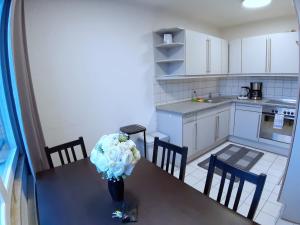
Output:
[[270, 32, 299, 74], [242, 35, 268, 73], [217, 110, 230, 140], [197, 114, 216, 154], [221, 39, 228, 74], [185, 30, 206, 75], [208, 36, 221, 74], [234, 110, 261, 141], [229, 39, 242, 74], [183, 121, 197, 157]]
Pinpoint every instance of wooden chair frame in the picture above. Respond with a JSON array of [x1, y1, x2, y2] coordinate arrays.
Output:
[[152, 137, 188, 182], [45, 137, 87, 169], [204, 154, 266, 220]]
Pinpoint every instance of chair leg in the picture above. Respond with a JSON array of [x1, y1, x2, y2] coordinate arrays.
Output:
[[143, 131, 147, 158]]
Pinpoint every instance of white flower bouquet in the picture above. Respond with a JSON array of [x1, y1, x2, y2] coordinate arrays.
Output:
[[90, 133, 141, 180]]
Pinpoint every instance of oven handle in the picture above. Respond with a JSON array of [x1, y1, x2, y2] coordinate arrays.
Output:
[[262, 112, 295, 120]]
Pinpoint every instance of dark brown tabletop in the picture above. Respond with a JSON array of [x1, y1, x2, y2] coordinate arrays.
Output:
[[36, 158, 257, 225]]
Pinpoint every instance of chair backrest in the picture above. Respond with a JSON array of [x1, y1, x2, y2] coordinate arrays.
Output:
[[204, 154, 266, 220], [45, 137, 87, 168], [152, 137, 188, 182]]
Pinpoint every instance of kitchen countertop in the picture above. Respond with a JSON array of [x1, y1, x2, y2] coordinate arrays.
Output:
[[156, 97, 297, 115]]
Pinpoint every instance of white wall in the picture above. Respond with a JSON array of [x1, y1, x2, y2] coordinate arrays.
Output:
[[279, 1, 300, 223], [220, 16, 298, 40], [24, 0, 220, 153]]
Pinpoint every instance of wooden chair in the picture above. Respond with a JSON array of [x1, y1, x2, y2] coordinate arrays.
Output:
[[203, 154, 266, 220], [152, 137, 188, 182], [120, 124, 147, 158], [45, 137, 87, 168]]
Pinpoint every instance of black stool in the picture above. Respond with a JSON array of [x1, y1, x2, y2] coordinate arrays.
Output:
[[120, 124, 147, 158]]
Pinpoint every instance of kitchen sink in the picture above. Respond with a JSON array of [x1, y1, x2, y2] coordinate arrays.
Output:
[[204, 97, 232, 104]]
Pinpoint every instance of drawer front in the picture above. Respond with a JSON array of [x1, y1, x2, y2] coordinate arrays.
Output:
[[235, 104, 262, 113], [183, 113, 196, 124]]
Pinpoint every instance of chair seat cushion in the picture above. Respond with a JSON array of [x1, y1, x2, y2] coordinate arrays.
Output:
[[120, 124, 146, 135]]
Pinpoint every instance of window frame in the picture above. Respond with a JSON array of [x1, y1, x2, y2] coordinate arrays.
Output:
[[0, 0, 23, 224]]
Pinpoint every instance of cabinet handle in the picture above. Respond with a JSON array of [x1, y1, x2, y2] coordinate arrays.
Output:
[[209, 39, 211, 73], [206, 39, 210, 73], [269, 39, 272, 73], [265, 39, 268, 73], [257, 114, 261, 139], [227, 43, 230, 74], [240, 39, 243, 73], [215, 115, 219, 141], [217, 116, 219, 139], [195, 123, 198, 150]]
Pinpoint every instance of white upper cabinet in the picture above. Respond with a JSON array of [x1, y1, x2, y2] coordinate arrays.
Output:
[[242, 35, 268, 73], [229, 39, 242, 74], [269, 32, 299, 74], [207, 35, 222, 74], [185, 31, 224, 75], [154, 28, 298, 78], [185, 30, 207, 75], [221, 39, 229, 74]]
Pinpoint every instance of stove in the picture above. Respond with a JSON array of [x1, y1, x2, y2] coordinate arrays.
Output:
[[260, 105, 296, 144], [262, 105, 296, 117]]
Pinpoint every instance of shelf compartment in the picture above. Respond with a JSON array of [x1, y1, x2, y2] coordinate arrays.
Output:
[[155, 60, 185, 77], [156, 43, 184, 49], [156, 59, 184, 64], [155, 27, 184, 34]]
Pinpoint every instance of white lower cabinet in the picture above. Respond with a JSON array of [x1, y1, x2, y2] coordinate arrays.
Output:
[[217, 110, 230, 140], [183, 120, 197, 156], [233, 108, 261, 141], [157, 105, 231, 160], [196, 114, 216, 155]]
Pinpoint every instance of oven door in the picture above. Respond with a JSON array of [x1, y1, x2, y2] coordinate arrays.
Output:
[[259, 113, 294, 144]]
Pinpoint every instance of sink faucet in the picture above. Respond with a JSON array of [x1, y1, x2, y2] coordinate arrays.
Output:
[[192, 90, 197, 100]]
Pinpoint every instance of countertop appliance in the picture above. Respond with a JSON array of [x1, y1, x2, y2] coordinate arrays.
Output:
[[250, 82, 263, 100], [238, 86, 250, 100], [260, 105, 295, 144]]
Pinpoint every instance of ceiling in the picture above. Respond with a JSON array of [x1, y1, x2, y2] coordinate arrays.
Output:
[[131, 0, 296, 28]]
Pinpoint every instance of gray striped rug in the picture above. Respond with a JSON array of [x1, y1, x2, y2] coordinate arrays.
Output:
[[198, 144, 264, 180]]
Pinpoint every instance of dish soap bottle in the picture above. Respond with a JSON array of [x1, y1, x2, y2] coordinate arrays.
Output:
[[192, 90, 197, 102]]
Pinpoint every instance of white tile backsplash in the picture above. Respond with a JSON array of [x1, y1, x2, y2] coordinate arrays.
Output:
[[154, 79, 219, 105], [219, 77, 298, 99], [154, 76, 299, 105]]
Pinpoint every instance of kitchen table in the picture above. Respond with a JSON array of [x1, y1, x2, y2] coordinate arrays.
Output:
[[36, 158, 257, 225]]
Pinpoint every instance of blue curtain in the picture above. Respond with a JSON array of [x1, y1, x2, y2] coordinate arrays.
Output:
[[0, 0, 29, 166]]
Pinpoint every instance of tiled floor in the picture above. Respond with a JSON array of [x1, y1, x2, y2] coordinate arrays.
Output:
[[180, 141, 297, 225]]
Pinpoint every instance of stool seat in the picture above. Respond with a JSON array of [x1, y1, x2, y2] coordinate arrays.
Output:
[[120, 124, 147, 158], [120, 124, 146, 135]]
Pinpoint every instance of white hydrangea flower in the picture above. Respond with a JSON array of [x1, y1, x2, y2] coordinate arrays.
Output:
[[90, 133, 141, 180]]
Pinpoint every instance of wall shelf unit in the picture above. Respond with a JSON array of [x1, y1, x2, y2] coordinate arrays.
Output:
[[155, 73, 299, 81], [153, 27, 186, 77]]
